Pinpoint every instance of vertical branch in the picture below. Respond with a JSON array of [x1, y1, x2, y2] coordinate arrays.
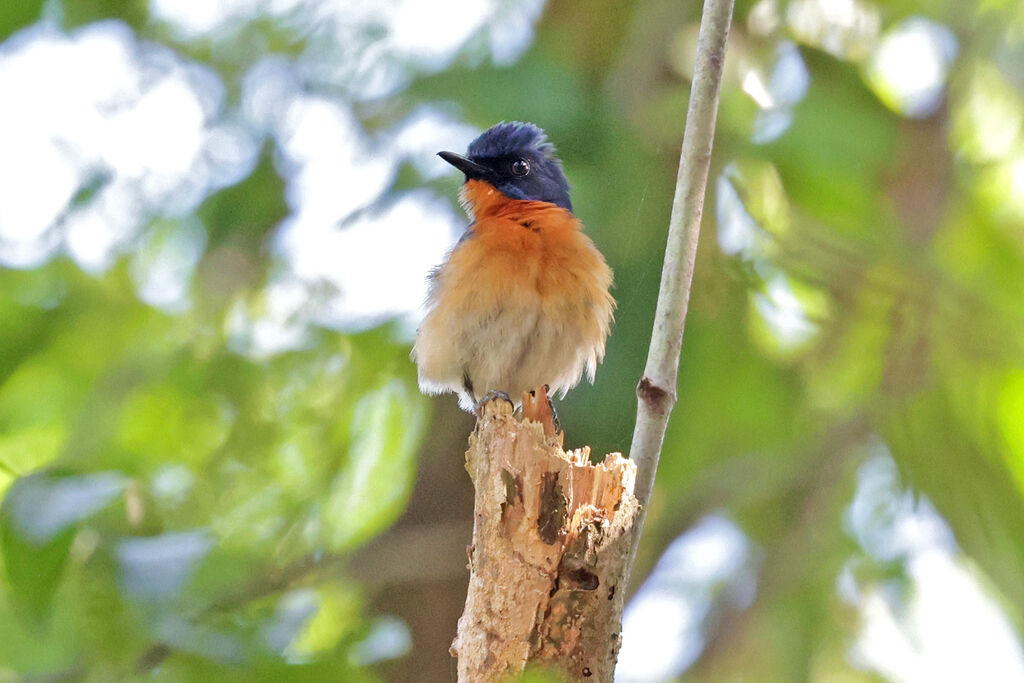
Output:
[[630, 0, 734, 512]]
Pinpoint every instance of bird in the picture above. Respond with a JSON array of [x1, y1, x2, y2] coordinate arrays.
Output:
[[412, 121, 614, 424]]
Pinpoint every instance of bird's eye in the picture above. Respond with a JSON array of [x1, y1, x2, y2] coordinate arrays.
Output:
[[511, 159, 530, 176]]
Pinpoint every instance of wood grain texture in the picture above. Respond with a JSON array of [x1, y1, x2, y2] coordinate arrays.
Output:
[[451, 400, 639, 682]]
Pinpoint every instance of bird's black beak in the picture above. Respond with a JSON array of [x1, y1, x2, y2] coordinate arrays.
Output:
[[438, 151, 491, 180]]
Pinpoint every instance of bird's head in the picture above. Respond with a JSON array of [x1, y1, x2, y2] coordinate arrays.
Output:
[[438, 121, 572, 211]]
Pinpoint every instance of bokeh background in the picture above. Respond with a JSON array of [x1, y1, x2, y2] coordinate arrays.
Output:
[[1, 0, 1023, 680]]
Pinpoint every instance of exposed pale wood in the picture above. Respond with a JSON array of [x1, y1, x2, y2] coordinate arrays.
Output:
[[521, 385, 560, 440], [452, 400, 639, 682]]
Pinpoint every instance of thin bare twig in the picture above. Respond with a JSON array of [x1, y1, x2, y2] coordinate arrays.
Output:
[[627, 0, 735, 544]]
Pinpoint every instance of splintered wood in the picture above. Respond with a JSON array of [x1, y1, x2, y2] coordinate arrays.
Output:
[[451, 400, 640, 682]]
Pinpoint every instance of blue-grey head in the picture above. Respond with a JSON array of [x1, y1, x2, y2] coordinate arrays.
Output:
[[438, 121, 572, 211]]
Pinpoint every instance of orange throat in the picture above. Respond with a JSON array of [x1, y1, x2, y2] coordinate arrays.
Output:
[[459, 179, 509, 219], [458, 179, 573, 226]]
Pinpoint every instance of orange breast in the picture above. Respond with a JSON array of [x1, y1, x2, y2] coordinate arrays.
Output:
[[448, 180, 613, 317], [414, 180, 614, 403]]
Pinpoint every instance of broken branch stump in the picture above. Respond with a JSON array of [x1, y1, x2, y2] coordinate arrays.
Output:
[[451, 400, 640, 682]]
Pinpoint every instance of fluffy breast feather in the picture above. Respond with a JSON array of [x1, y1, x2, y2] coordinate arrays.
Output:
[[413, 186, 614, 407]]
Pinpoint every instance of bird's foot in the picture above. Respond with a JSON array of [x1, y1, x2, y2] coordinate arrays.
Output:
[[522, 384, 562, 442], [475, 390, 515, 418]]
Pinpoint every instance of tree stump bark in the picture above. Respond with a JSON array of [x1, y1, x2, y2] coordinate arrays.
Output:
[[451, 399, 640, 682]]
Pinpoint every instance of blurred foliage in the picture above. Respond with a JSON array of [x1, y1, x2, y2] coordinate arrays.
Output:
[[1, 0, 1023, 681]]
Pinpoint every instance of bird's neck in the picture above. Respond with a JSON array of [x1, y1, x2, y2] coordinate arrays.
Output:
[[459, 179, 510, 218], [460, 179, 572, 225]]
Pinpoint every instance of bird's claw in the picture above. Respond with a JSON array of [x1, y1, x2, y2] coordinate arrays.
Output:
[[475, 390, 514, 418]]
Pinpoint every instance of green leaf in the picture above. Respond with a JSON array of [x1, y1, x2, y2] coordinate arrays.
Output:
[[323, 380, 426, 551], [0, 518, 74, 628], [0, 424, 65, 497], [288, 583, 363, 658], [0, 472, 125, 625], [999, 369, 1024, 496], [0, 0, 44, 42], [199, 145, 289, 253], [62, 0, 147, 30]]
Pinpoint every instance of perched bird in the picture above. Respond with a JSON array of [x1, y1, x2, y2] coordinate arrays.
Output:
[[413, 121, 614, 418]]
